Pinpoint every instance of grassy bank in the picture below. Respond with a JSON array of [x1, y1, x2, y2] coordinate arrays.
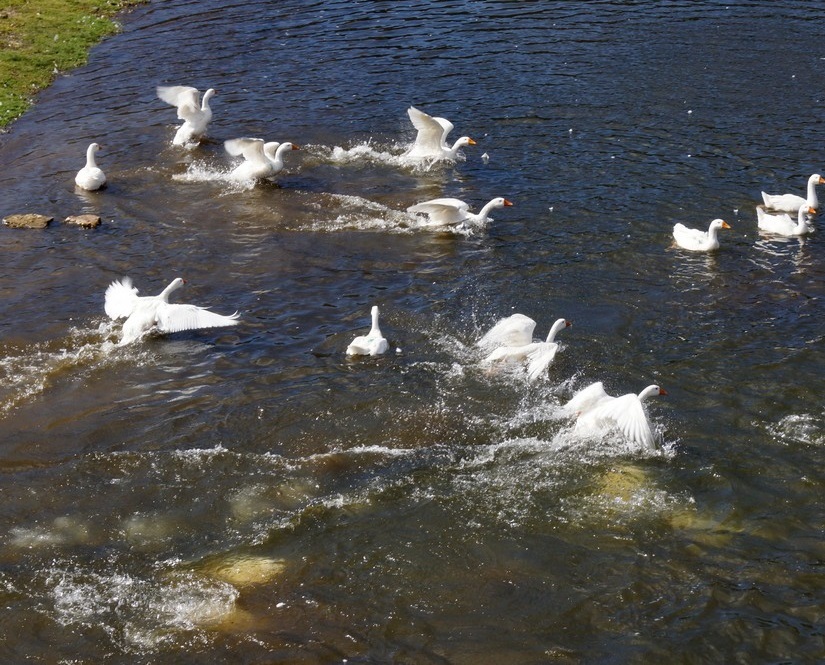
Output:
[[0, 0, 146, 129]]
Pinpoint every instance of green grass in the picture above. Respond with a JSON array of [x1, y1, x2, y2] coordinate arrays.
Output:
[[0, 0, 146, 128]]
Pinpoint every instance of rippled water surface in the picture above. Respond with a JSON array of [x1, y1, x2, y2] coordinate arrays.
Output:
[[2, 1, 825, 662]]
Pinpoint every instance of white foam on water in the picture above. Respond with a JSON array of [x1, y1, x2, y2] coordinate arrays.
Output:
[[768, 412, 825, 446], [48, 567, 238, 652], [319, 141, 467, 174]]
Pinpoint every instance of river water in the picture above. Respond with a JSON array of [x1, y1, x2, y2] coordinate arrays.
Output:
[[1, 1, 825, 662]]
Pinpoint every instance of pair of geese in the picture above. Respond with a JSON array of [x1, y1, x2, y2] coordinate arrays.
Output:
[[673, 173, 824, 251], [476, 312, 665, 450]]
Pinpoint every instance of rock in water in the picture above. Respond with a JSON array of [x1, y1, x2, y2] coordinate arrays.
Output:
[[64, 214, 102, 228], [3, 213, 53, 229]]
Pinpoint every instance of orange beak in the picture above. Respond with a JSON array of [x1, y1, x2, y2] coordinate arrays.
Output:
[[467, 138, 477, 145], [659, 388, 668, 396], [721, 221, 731, 229], [292, 144, 300, 150], [503, 199, 514, 206]]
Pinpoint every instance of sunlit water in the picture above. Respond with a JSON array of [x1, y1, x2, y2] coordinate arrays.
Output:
[[2, 1, 825, 662]]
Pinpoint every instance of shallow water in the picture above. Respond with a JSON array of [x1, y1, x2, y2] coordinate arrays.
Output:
[[2, 0, 825, 662]]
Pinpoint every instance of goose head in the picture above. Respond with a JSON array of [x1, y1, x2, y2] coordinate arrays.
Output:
[[450, 136, 476, 152], [708, 219, 731, 234], [638, 385, 667, 401]]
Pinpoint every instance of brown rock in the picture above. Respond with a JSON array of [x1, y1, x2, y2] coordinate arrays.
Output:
[[64, 214, 102, 229], [3, 213, 53, 229]]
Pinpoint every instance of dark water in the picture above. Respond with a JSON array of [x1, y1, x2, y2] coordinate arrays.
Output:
[[2, 0, 825, 662]]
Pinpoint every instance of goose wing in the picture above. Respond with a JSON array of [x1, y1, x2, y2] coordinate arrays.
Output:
[[588, 393, 655, 450], [225, 137, 266, 163], [157, 85, 200, 120], [525, 342, 559, 382], [407, 198, 469, 226], [156, 303, 240, 334], [407, 106, 453, 153], [477, 313, 536, 351], [565, 381, 610, 415]]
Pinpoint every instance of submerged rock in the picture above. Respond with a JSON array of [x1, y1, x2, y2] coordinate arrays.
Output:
[[200, 553, 288, 587], [65, 214, 102, 228], [3, 213, 53, 229]]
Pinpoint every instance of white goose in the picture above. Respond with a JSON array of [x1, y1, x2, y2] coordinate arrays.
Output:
[[476, 313, 536, 353], [74, 143, 106, 191], [407, 197, 513, 230], [761, 173, 825, 212], [403, 106, 476, 161], [484, 318, 571, 382], [156, 85, 216, 147], [224, 138, 300, 181], [565, 382, 667, 450], [672, 218, 731, 251], [756, 204, 815, 236], [346, 305, 389, 356], [104, 277, 240, 346]]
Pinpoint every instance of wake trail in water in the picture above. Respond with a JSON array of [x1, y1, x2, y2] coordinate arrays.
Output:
[[0, 320, 149, 416]]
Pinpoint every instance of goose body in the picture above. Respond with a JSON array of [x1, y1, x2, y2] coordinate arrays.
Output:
[[403, 106, 476, 161], [346, 306, 389, 356], [757, 204, 815, 236], [225, 138, 299, 181], [483, 318, 571, 381], [407, 197, 513, 229], [74, 143, 106, 191], [157, 85, 216, 147], [761, 173, 825, 212], [104, 277, 239, 346], [565, 382, 667, 450], [672, 218, 730, 251]]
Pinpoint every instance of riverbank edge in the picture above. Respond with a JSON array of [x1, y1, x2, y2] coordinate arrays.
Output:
[[0, 0, 148, 130]]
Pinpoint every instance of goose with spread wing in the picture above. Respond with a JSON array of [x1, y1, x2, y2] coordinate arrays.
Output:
[[156, 85, 216, 147], [104, 277, 239, 346], [483, 318, 571, 382], [403, 106, 476, 161], [407, 197, 513, 230], [565, 382, 667, 450], [224, 138, 300, 181]]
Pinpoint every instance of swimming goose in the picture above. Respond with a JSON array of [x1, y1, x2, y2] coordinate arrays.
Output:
[[225, 138, 299, 181], [565, 382, 667, 450], [74, 143, 106, 191], [756, 204, 815, 236], [407, 197, 513, 229], [156, 85, 216, 147], [403, 106, 476, 161], [761, 173, 825, 212], [672, 218, 730, 251], [104, 277, 239, 346], [346, 306, 389, 356]]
